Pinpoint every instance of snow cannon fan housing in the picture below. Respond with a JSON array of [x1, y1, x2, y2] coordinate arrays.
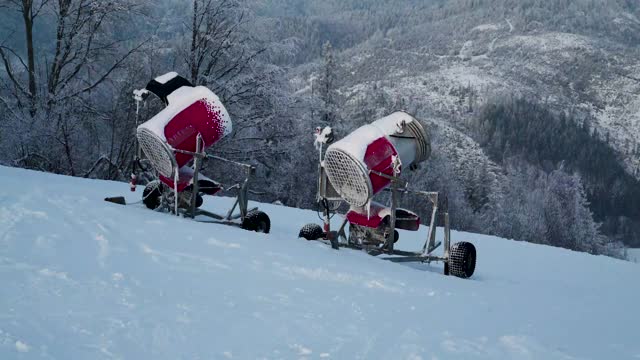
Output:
[[136, 72, 232, 181], [323, 111, 430, 208]]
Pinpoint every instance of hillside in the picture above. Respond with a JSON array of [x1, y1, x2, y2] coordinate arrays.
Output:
[[275, 1, 640, 174], [282, 0, 640, 174], [278, 0, 640, 245], [1, 0, 638, 248], [1, 166, 639, 359]]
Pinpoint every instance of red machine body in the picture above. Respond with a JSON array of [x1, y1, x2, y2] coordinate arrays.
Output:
[[362, 137, 399, 197], [163, 96, 230, 169]]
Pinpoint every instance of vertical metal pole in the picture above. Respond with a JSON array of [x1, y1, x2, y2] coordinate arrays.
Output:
[[388, 180, 397, 253], [444, 212, 451, 259], [323, 207, 331, 236], [190, 134, 203, 219], [423, 193, 438, 255], [130, 98, 142, 192], [173, 168, 179, 216], [322, 199, 331, 237], [317, 144, 324, 204], [387, 155, 402, 253], [443, 210, 451, 275], [135, 99, 141, 159], [324, 199, 338, 249], [317, 143, 333, 243], [239, 166, 253, 220]]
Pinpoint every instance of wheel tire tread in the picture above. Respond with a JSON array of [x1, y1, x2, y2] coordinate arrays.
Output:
[[242, 211, 271, 234], [448, 241, 476, 278], [142, 180, 163, 210], [299, 223, 324, 240]]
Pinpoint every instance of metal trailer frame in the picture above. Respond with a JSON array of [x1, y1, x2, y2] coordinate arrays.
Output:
[[167, 134, 262, 229], [313, 142, 456, 275]]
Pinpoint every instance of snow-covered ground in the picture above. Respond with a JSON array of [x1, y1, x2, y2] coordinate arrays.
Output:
[[1, 166, 639, 360], [629, 248, 640, 263]]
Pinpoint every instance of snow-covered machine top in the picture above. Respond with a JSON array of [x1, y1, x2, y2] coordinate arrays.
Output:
[[136, 73, 231, 179], [323, 111, 430, 207]]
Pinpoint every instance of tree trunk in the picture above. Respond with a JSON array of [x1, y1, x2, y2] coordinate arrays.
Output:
[[60, 114, 76, 176], [190, 0, 199, 84], [22, 0, 37, 116]]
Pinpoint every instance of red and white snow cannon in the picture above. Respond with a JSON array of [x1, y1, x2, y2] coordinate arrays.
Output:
[[120, 72, 269, 232], [300, 111, 476, 278], [136, 73, 232, 192]]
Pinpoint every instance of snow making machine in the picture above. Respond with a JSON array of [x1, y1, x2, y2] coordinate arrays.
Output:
[[106, 72, 270, 233], [299, 111, 476, 278]]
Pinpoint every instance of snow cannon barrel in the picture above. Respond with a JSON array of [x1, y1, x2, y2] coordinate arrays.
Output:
[[136, 72, 232, 179], [323, 111, 430, 207]]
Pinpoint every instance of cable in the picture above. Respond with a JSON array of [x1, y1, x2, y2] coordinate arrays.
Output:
[[316, 198, 337, 222]]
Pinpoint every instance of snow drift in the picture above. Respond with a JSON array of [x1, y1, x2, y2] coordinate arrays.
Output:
[[0, 166, 639, 359]]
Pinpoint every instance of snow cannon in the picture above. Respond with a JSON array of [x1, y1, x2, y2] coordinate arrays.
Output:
[[299, 111, 476, 279], [115, 72, 270, 234], [323, 111, 430, 208], [136, 72, 232, 187]]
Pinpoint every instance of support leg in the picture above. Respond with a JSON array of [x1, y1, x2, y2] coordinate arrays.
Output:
[[190, 134, 203, 219], [387, 181, 397, 253], [321, 199, 338, 249], [443, 212, 451, 275], [173, 169, 179, 216]]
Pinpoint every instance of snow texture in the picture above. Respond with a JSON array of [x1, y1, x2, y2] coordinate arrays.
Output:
[[1, 166, 639, 359], [314, 126, 333, 151], [154, 72, 179, 84], [132, 89, 149, 103], [471, 24, 500, 33], [370, 111, 417, 137], [328, 111, 415, 162], [327, 123, 385, 162]]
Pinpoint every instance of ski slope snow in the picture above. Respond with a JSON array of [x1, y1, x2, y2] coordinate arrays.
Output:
[[1, 166, 639, 360]]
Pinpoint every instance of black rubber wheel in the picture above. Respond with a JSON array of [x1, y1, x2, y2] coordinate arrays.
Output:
[[299, 223, 324, 240], [382, 230, 400, 250], [390, 230, 399, 243], [183, 185, 204, 208], [142, 180, 163, 210], [448, 241, 476, 278], [242, 210, 271, 234], [190, 193, 203, 208]]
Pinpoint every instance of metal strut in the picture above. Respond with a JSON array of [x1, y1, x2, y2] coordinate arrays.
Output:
[[189, 134, 203, 219]]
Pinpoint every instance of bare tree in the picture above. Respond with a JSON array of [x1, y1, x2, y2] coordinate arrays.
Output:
[[182, 0, 294, 168], [0, 0, 48, 116], [185, 0, 264, 99], [0, 0, 145, 175]]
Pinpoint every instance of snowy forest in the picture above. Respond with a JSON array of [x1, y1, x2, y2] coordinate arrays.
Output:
[[1, 0, 639, 257]]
